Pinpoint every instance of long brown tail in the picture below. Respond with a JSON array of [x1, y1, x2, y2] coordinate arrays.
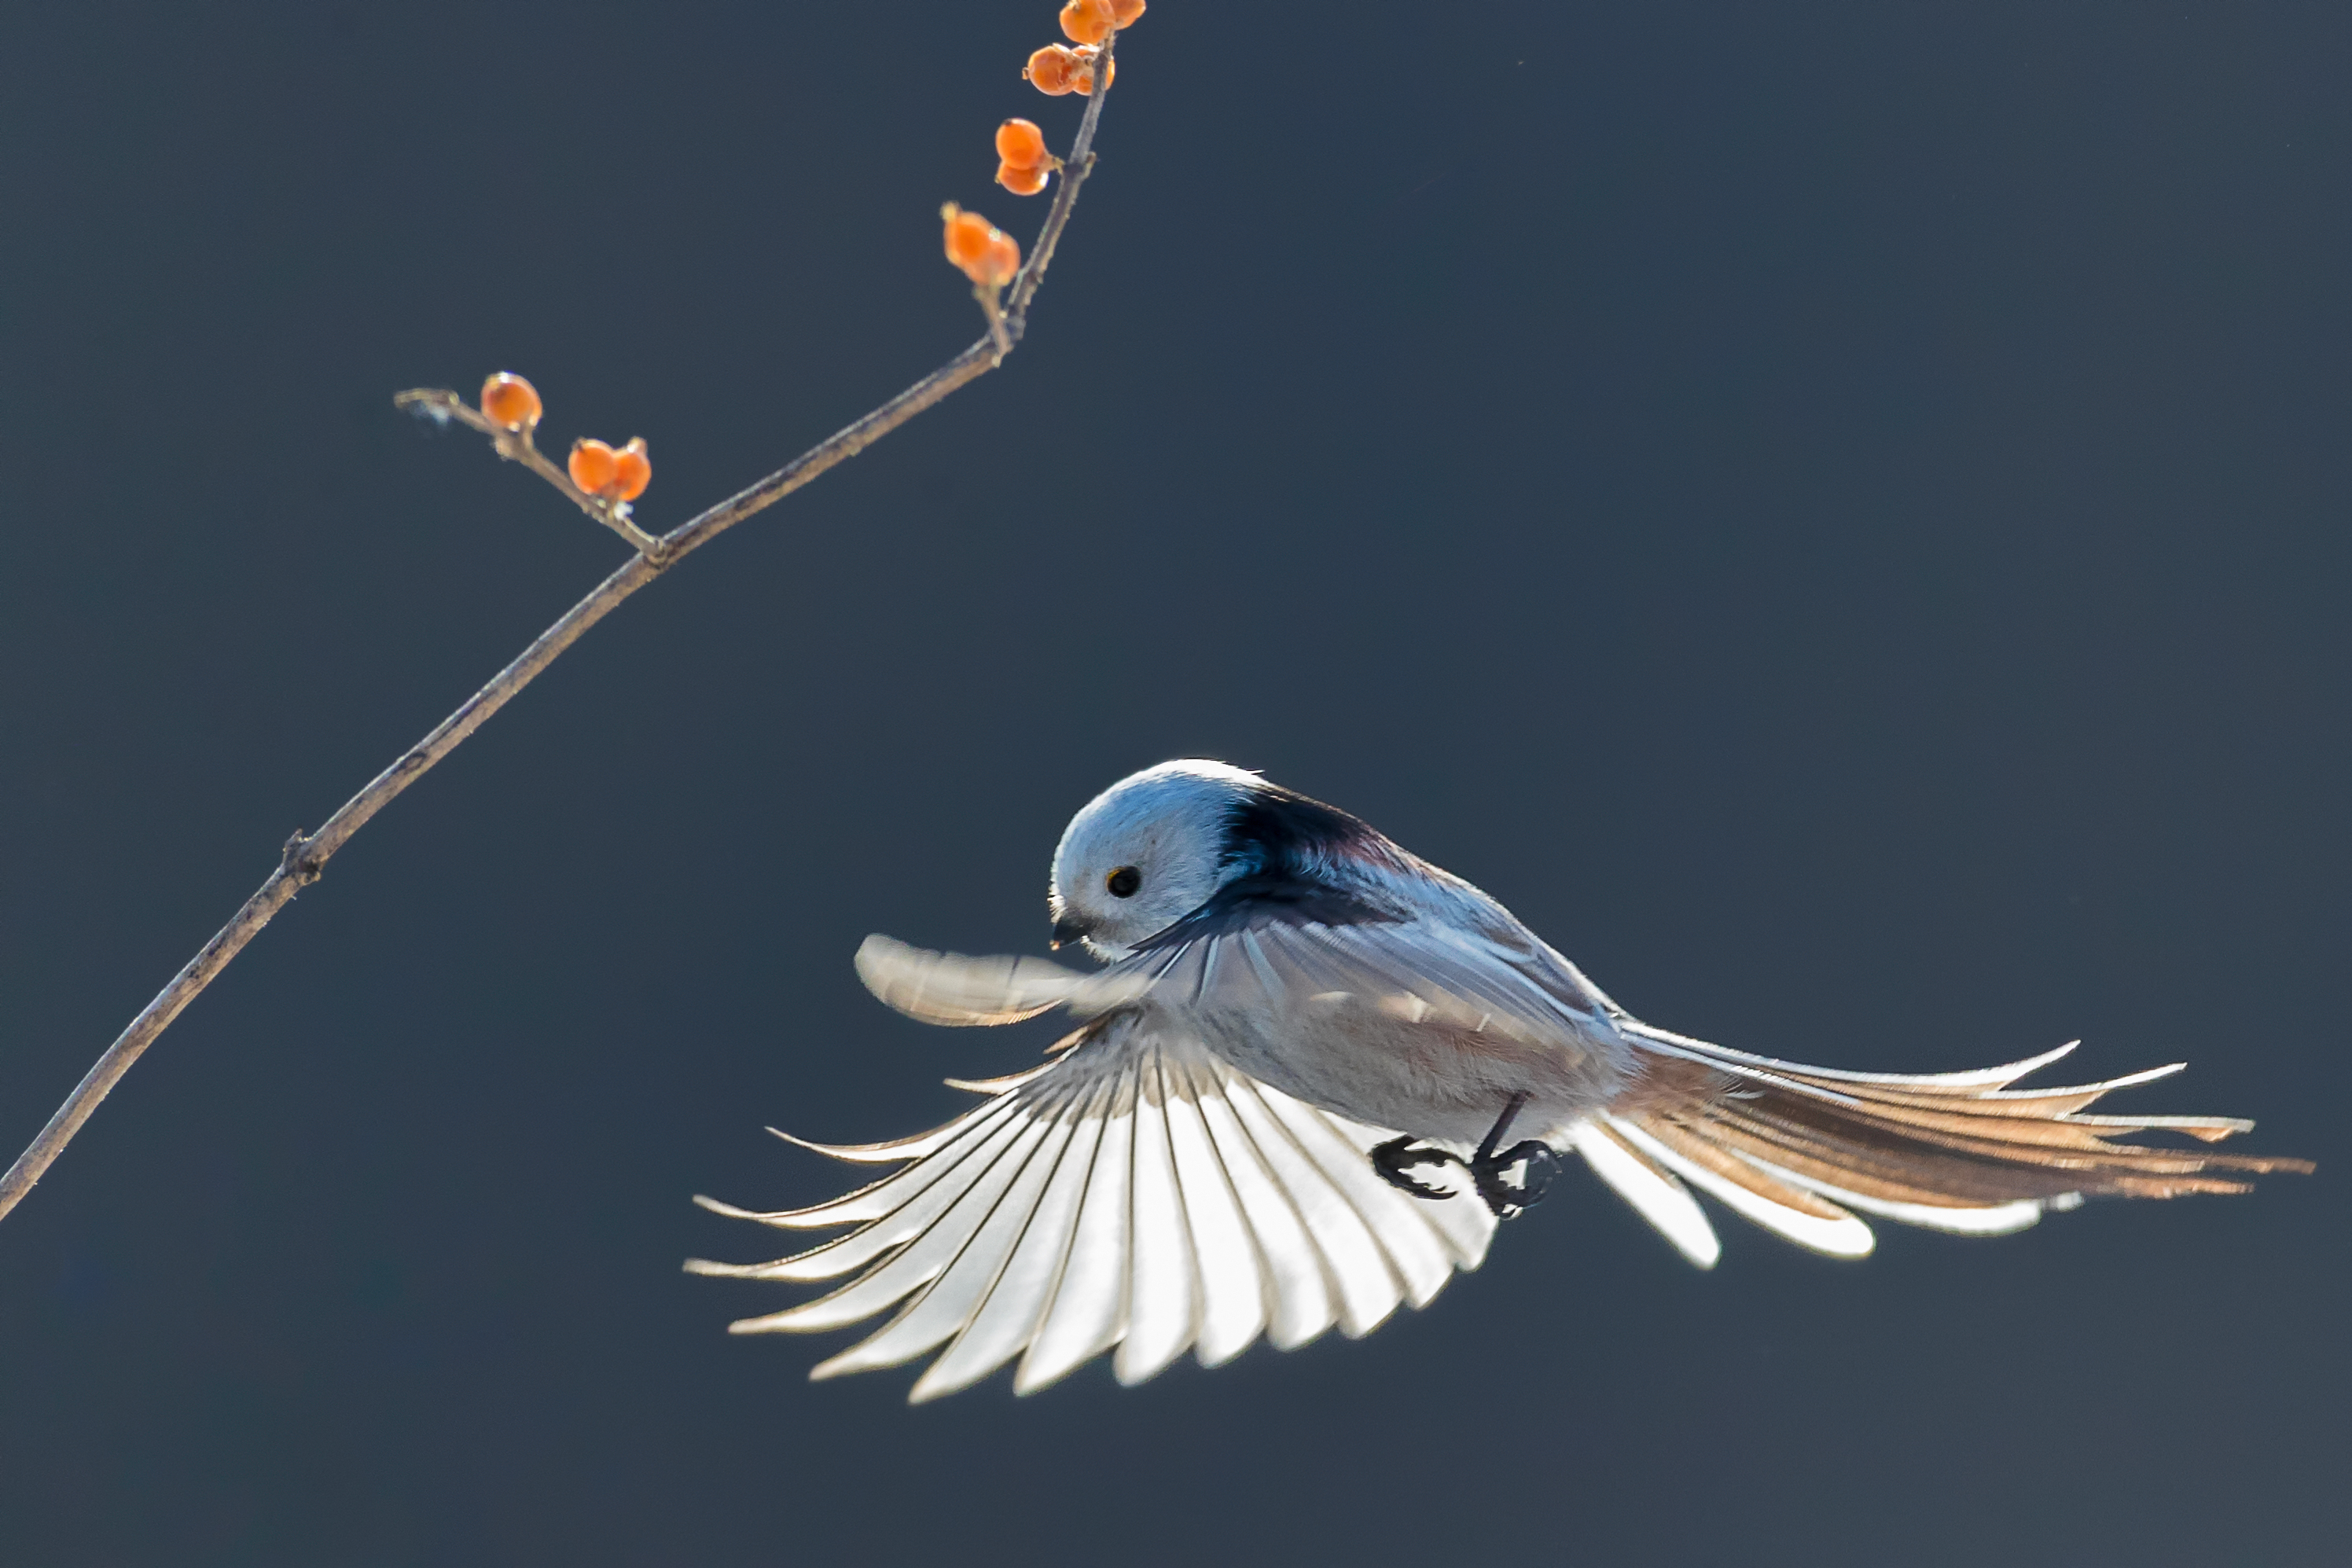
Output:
[[1580, 1030, 2311, 1259]]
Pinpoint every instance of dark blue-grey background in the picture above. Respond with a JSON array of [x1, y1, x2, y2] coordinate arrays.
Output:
[[1, 3, 2344, 1563]]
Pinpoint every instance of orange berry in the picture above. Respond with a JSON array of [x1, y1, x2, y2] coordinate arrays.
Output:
[[1108, 0, 1145, 24], [479, 372, 542, 431], [1025, 43, 1079, 95], [568, 438, 619, 495], [1059, 0, 1114, 46], [1070, 45, 1115, 95], [610, 437, 651, 503], [942, 204, 1020, 286], [942, 204, 994, 270], [996, 159, 1049, 196], [980, 230, 1022, 287], [995, 117, 1048, 170]]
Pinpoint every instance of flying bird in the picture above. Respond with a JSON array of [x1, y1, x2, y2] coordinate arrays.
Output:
[[689, 760, 2310, 1401]]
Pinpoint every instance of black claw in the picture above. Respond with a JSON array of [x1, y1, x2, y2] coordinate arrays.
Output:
[[1474, 1139, 1562, 1218], [1372, 1100, 1565, 1217], [1463, 1096, 1563, 1219], [1387, 1171, 1456, 1202], [1372, 1134, 1464, 1202]]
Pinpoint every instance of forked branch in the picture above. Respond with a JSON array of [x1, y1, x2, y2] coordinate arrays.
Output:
[[0, 37, 1119, 1225]]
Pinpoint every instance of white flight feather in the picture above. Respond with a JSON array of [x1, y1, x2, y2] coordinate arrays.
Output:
[[1566, 1120, 1722, 1269], [1216, 1075, 1404, 1340], [1192, 1069, 1337, 1350], [1255, 1087, 1455, 1313], [1162, 1056, 1270, 1368], [813, 1114, 1079, 1381], [1115, 1049, 1200, 1385], [1014, 1089, 1134, 1395], [737, 1115, 1055, 1334], [909, 1084, 1114, 1401]]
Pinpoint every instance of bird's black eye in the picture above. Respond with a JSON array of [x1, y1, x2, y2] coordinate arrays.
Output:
[[1106, 866, 1142, 898]]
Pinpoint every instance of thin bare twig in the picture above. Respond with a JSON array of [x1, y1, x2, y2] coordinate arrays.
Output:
[[389, 394, 668, 558], [0, 32, 1118, 1226], [976, 286, 1012, 362]]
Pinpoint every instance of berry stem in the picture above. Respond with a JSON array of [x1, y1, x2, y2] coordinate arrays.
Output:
[[975, 285, 1012, 361], [0, 27, 1126, 1228], [1007, 30, 1114, 324], [397, 391, 667, 558]]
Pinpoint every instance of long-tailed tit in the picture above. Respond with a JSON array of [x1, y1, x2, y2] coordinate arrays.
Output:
[[690, 760, 2310, 1401]]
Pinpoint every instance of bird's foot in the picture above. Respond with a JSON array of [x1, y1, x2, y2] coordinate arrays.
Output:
[[1373, 1096, 1563, 1219], [1470, 1139, 1561, 1220], [1371, 1135, 1464, 1201]]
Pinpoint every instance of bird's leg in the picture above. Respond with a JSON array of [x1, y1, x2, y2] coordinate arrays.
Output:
[[1371, 1096, 1562, 1215], [1467, 1093, 1561, 1220], [1371, 1134, 1464, 1201]]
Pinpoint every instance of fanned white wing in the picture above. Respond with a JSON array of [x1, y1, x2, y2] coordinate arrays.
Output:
[[688, 1012, 1495, 1401]]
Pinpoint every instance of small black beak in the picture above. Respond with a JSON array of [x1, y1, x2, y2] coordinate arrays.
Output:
[[1050, 916, 1093, 951]]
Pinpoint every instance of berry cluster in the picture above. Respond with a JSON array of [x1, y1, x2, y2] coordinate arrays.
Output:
[[568, 437, 652, 504], [1024, 43, 1112, 98], [472, 373, 653, 506], [1027, 0, 1140, 97], [1058, 0, 1144, 48], [994, 119, 1053, 197], [944, 0, 1147, 291]]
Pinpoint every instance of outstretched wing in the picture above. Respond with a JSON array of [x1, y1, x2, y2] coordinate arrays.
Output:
[[851, 935, 1148, 1026], [688, 1012, 1495, 1402], [859, 879, 1618, 1059]]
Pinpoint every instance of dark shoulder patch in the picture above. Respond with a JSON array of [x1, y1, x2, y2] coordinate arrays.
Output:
[[1132, 869, 1402, 952], [1130, 778, 1408, 953], [1217, 784, 1378, 878]]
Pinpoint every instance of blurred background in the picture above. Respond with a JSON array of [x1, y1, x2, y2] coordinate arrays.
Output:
[[0, 2, 2345, 1563]]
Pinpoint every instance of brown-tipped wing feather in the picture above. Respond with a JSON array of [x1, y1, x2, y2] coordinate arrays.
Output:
[[1603, 1024, 2312, 1257]]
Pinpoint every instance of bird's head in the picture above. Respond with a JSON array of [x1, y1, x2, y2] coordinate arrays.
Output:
[[1046, 759, 1265, 960]]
